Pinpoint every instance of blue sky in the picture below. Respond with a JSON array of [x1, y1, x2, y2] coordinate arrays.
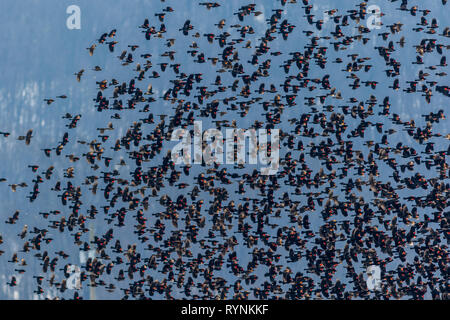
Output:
[[0, 0, 448, 299]]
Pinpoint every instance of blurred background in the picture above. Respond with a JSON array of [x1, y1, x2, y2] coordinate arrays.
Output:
[[0, 0, 448, 299]]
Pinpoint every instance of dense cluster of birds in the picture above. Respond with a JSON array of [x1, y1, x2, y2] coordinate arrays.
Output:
[[0, 0, 449, 300]]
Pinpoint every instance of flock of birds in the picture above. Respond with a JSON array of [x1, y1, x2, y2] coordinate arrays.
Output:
[[0, 0, 449, 300]]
